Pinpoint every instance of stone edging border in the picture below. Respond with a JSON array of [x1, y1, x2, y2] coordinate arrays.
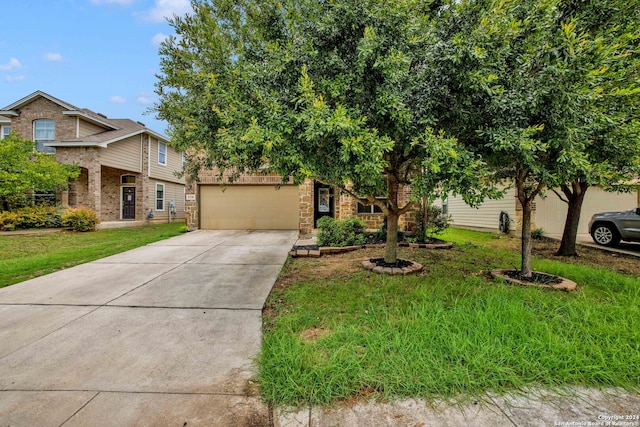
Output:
[[289, 241, 454, 258], [361, 259, 424, 275], [491, 268, 577, 292]]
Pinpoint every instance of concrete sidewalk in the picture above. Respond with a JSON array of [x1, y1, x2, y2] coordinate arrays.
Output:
[[0, 229, 298, 426], [276, 387, 640, 426]]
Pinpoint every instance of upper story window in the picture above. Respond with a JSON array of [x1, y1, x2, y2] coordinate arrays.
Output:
[[158, 142, 167, 165], [1, 126, 11, 139], [34, 119, 56, 153]]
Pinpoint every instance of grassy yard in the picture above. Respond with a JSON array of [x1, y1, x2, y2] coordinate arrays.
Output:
[[0, 223, 185, 287], [259, 228, 640, 406]]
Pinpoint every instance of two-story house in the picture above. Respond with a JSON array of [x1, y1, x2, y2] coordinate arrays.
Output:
[[0, 91, 185, 226]]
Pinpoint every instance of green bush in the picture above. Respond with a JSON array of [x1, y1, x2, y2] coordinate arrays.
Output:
[[61, 207, 100, 232], [316, 216, 366, 247], [531, 227, 545, 240], [0, 206, 63, 231], [415, 203, 451, 241], [0, 211, 19, 231]]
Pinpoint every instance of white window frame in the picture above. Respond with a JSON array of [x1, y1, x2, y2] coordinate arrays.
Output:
[[158, 142, 167, 165], [34, 119, 56, 153], [155, 183, 165, 211], [1, 126, 11, 139]]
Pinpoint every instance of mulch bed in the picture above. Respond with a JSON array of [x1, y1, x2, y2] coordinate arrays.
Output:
[[491, 268, 577, 292]]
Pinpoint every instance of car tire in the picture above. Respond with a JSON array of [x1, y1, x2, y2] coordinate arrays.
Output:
[[591, 224, 621, 247]]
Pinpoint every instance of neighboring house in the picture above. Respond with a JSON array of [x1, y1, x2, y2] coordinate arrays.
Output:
[[185, 170, 415, 234], [0, 91, 185, 225], [439, 185, 639, 235]]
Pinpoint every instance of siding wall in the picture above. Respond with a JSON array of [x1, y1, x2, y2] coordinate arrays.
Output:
[[100, 136, 143, 172], [535, 187, 637, 235], [149, 180, 185, 221], [78, 119, 107, 138], [444, 185, 517, 231], [149, 138, 185, 184]]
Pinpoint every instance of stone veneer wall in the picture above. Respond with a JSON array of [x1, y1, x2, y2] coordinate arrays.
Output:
[[299, 180, 314, 234], [336, 184, 416, 232], [186, 169, 418, 233]]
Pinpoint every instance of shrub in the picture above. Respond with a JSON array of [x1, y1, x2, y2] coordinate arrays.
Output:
[[531, 228, 545, 240], [61, 207, 100, 232], [415, 203, 451, 241], [316, 216, 366, 247], [0, 206, 63, 231], [0, 211, 20, 231]]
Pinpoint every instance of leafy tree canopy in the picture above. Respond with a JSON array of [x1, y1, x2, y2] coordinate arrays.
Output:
[[154, 0, 497, 262], [0, 135, 79, 210]]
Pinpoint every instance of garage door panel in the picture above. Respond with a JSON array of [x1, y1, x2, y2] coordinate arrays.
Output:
[[200, 185, 298, 230]]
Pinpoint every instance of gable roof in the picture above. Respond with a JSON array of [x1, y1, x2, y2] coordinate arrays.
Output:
[[47, 118, 169, 147], [1, 90, 170, 147]]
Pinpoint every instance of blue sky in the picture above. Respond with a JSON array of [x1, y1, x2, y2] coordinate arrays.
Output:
[[0, 0, 192, 136]]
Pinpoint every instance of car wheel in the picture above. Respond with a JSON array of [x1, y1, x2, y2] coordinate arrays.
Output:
[[591, 224, 621, 247]]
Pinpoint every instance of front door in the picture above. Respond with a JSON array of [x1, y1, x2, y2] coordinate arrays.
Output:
[[122, 187, 136, 219], [314, 182, 334, 227]]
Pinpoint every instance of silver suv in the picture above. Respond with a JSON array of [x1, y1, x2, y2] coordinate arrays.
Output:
[[589, 208, 640, 246]]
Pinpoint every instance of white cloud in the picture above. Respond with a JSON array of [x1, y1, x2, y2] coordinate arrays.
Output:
[[152, 33, 168, 47], [136, 95, 154, 105], [43, 52, 63, 62], [139, 0, 192, 23], [91, 0, 134, 5], [5, 75, 25, 82], [0, 58, 22, 71], [110, 95, 128, 104]]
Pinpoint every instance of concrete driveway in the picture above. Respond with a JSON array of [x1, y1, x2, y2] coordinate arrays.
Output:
[[0, 230, 298, 427]]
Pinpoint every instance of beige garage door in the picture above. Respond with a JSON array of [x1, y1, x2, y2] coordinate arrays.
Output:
[[200, 185, 299, 230]]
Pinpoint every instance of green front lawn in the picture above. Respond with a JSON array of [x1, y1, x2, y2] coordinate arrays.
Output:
[[260, 228, 640, 406], [0, 223, 185, 287]]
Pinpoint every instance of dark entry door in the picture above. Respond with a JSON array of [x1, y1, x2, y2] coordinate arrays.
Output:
[[122, 187, 136, 219], [313, 182, 334, 227]]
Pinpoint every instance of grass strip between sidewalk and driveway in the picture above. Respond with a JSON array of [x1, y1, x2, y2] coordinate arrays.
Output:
[[0, 223, 185, 287], [259, 228, 640, 406]]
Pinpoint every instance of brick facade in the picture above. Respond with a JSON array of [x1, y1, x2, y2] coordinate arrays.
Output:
[[2, 91, 185, 225], [9, 97, 76, 141]]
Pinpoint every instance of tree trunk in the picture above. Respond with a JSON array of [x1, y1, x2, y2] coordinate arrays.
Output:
[[385, 209, 399, 263], [520, 198, 533, 278], [384, 173, 400, 264], [556, 182, 589, 257], [421, 196, 428, 242]]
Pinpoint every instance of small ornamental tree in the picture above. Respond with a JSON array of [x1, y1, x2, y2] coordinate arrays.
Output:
[[154, 0, 495, 264], [0, 135, 79, 211]]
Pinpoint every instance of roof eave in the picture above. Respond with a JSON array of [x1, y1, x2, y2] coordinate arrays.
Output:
[[45, 141, 109, 148], [2, 90, 78, 111]]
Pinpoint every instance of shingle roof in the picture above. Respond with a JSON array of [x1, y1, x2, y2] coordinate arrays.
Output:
[[2, 90, 169, 146]]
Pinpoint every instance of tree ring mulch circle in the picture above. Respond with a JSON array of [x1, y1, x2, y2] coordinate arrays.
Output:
[[362, 258, 423, 275], [491, 268, 577, 292]]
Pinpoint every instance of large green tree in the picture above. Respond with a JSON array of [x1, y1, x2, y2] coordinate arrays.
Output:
[[154, 0, 494, 263], [436, 0, 640, 276], [0, 135, 79, 211], [550, 0, 640, 256]]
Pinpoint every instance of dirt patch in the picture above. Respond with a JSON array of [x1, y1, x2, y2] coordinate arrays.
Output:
[[299, 327, 331, 343]]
